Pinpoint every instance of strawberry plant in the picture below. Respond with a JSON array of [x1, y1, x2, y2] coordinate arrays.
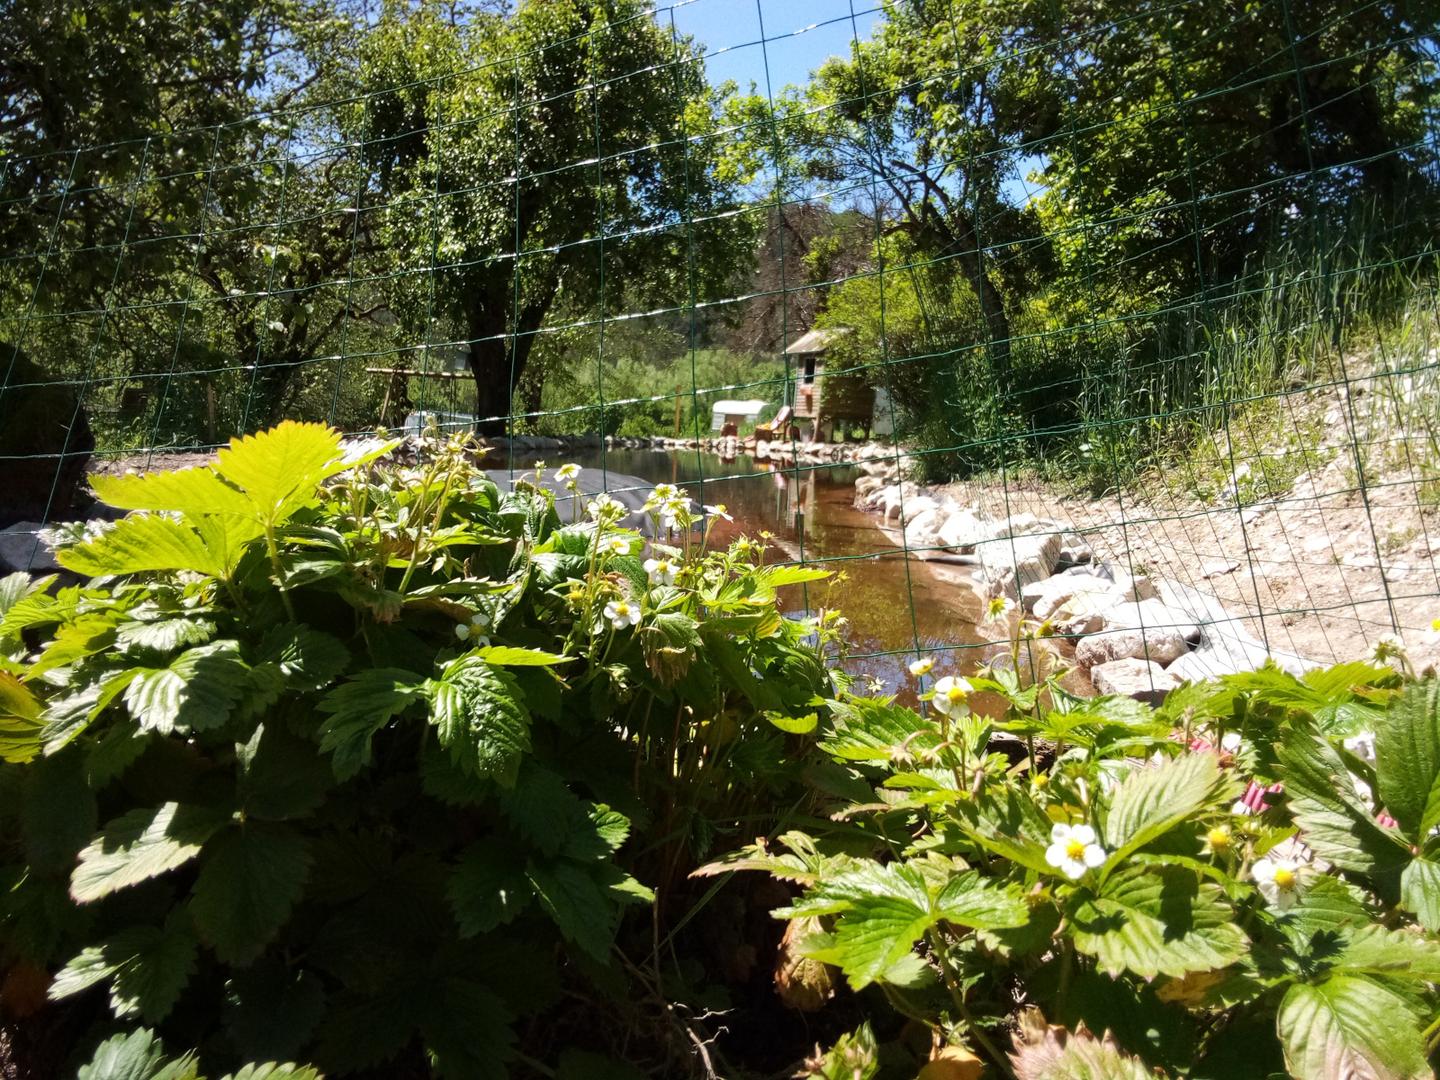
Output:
[[703, 635, 1440, 1079], [0, 422, 834, 1078]]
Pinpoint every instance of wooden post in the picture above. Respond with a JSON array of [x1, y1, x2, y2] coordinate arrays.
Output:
[[673, 384, 682, 436]]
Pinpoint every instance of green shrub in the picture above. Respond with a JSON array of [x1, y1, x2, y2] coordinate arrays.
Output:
[[704, 637, 1440, 1079], [0, 422, 834, 1077]]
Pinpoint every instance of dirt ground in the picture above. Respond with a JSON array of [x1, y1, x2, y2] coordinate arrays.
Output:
[[943, 360, 1440, 674]]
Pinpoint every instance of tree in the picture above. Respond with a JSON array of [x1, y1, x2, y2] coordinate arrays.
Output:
[[358, 0, 752, 436], [0, 0, 376, 444]]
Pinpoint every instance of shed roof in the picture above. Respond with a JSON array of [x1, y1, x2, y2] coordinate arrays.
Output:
[[783, 326, 852, 356]]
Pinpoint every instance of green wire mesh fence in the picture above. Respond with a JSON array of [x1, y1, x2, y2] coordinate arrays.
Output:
[[3, 0, 1439, 697]]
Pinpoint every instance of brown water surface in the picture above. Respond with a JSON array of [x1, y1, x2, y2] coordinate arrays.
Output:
[[495, 447, 986, 698]]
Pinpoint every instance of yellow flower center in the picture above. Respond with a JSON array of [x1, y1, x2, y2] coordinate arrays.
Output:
[[1065, 839, 1087, 861], [946, 686, 967, 703], [616, 604, 630, 616], [1206, 826, 1231, 850], [1432, 617, 1440, 632], [1272, 867, 1297, 890]]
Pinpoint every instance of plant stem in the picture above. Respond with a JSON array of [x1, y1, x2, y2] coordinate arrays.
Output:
[[264, 525, 295, 619], [928, 929, 1015, 1078]]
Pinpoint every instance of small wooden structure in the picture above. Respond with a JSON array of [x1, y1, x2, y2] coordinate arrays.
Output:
[[708, 398, 769, 432], [782, 327, 872, 442]]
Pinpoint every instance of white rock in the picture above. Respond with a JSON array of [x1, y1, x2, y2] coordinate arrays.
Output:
[[936, 509, 989, 552], [972, 532, 1062, 597], [1025, 570, 1149, 620], [1092, 658, 1180, 704], [878, 483, 929, 523], [1076, 623, 1190, 667], [1074, 598, 1200, 668]]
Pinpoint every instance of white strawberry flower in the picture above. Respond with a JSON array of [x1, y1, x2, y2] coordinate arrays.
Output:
[[470, 610, 491, 629], [555, 463, 581, 483], [1252, 856, 1304, 909], [1045, 823, 1106, 879], [603, 535, 633, 556], [587, 493, 627, 521], [704, 503, 732, 522], [931, 675, 972, 716], [649, 483, 678, 503], [644, 557, 678, 586], [982, 595, 1015, 626], [908, 656, 935, 677], [659, 495, 693, 531], [603, 600, 641, 630]]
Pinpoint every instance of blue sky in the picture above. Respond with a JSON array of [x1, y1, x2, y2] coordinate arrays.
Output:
[[667, 0, 883, 93]]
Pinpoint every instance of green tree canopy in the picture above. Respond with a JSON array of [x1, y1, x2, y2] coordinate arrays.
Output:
[[358, 0, 754, 434]]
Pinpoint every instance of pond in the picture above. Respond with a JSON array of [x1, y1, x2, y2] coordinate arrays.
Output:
[[493, 446, 987, 699]]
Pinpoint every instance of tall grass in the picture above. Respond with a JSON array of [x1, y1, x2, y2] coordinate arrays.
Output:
[[1001, 210, 1440, 496]]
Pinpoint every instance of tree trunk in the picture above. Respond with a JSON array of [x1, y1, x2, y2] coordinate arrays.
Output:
[[465, 281, 554, 439], [935, 207, 1013, 382]]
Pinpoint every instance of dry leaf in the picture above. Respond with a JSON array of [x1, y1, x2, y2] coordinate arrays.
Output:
[[775, 916, 835, 1011]]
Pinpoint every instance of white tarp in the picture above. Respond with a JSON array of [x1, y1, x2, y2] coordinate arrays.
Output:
[[709, 399, 769, 431]]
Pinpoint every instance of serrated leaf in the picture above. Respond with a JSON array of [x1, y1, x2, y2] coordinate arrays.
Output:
[[72, 803, 228, 902], [0, 670, 44, 763], [1009, 1021, 1153, 1080], [449, 840, 534, 936], [1277, 730, 1408, 875], [935, 870, 1032, 929], [257, 624, 350, 690], [90, 466, 253, 516], [237, 724, 334, 821], [756, 565, 831, 588], [116, 617, 218, 654], [214, 421, 359, 525], [123, 640, 251, 734], [959, 785, 1055, 875], [1102, 751, 1233, 878], [1070, 866, 1247, 978], [317, 668, 423, 780], [1277, 974, 1429, 1080], [190, 822, 311, 963], [0, 570, 45, 616], [22, 747, 96, 872], [766, 710, 819, 734], [220, 1065, 322, 1080], [783, 862, 1026, 989], [527, 860, 618, 960], [40, 669, 140, 754], [58, 514, 232, 578], [1374, 678, 1440, 838], [52, 917, 198, 1023], [496, 765, 586, 857], [1399, 857, 1440, 931], [821, 695, 941, 762], [426, 657, 530, 784], [471, 644, 572, 666], [76, 1028, 200, 1080], [1333, 924, 1440, 980]]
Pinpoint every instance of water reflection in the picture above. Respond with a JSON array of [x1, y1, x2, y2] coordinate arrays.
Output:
[[492, 447, 987, 700]]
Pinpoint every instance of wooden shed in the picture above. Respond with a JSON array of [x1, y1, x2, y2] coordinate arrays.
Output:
[[783, 326, 872, 442]]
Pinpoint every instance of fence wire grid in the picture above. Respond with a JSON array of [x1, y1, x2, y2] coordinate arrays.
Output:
[[3, 0, 1440, 694]]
